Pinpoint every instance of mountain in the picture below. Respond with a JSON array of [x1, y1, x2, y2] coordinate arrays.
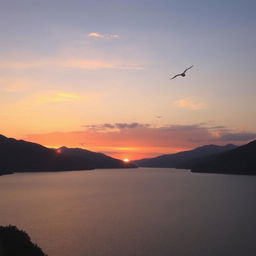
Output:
[[58, 146, 134, 169], [191, 140, 256, 174], [133, 144, 237, 169], [0, 134, 132, 174]]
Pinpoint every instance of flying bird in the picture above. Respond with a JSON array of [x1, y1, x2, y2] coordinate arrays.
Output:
[[170, 65, 193, 80]]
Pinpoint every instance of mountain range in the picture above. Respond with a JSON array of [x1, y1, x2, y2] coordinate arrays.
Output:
[[0, 134, 133, 175], [1, 133, 256, 175], [133, 144, 237, 168], [191, 140, 256, 174], [134, 140, 256, 175]]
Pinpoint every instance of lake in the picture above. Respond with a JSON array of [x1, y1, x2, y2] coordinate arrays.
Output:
[[0, 168, 256, 256]]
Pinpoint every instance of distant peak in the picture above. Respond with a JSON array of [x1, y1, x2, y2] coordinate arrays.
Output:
[[0, 134, 8, 140], [59, 146, 68, 149], [225, 143, 237, 147]]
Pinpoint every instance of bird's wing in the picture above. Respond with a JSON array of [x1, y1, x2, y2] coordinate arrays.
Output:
[[170, 74, 181, 80], [183, 65, 193, 73]]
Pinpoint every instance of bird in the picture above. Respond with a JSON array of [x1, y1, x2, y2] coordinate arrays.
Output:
[[170, 65, 193, 80]]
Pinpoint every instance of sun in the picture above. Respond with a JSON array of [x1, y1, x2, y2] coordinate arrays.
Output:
[[123, 158, 130, 163], [55, 148, 62, 154]]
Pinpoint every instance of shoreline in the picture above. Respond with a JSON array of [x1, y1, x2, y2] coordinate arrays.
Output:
[[0, 165, 136, 177], [0, 171, 14, 176]]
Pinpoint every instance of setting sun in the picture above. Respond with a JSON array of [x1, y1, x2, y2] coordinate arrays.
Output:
[[123, 158, 130, 163], [55, 148, 62, 154]]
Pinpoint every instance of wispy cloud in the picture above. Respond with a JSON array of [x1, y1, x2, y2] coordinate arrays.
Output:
[[87, 32, 120, 39], [0, 78, 32, 92], [174, 98, 204, 110], [61, 59, 114, 69], [212, 132, 256, 142], [0, 58, 142, 70], [39, 92, 81, 103], [84, 122, 151, 131], [110, 34, 120, 38], [0, 60, 51, 69], [61, 59, 143, 70], [88, 32, 104, 38], [22, 91, 85, 104]]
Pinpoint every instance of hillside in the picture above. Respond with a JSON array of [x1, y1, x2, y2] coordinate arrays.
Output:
[[191, 140, 256, 174], [133, 144, 237, 169], [0, 225, 46, 256], [58, 146, 134, 169], [0, 134, 132, 174]]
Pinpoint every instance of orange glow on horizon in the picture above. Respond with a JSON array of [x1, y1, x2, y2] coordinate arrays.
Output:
[[20, 130, 196, 160], [48, 145, 187, 160], [55, 148, 62, 154]]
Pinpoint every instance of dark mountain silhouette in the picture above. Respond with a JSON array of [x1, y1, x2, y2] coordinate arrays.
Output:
[[0, 134, 133, 174], [58, 146, 134, 169], [191, 140, 256, 174], [133, 144, 237, 168], [0, 225, 46, 256]]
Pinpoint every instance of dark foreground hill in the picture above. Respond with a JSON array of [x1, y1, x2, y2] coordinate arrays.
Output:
[[0, 225, 46, 256], [191, 140, 256, 175], [0, 134, 133, 174], [133, 144, 237, 169]]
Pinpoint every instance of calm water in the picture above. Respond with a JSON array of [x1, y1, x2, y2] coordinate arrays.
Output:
[[0, 168, 256, 256]]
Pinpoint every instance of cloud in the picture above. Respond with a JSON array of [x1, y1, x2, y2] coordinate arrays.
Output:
[[0, 78, 32, 92], [213, 132, 256, 142], [25, 123, 213, 159], [115, 123, 150, 129], [110, 34, 120, 38], [84, 122, 151, 131], [0, 59, 112, 70], [40, 92, 81, 103], [23, 123, 239, 148], [88, 32, 104, 38], [0, 60, 51, 69], [61, 60, 143, 70], [23, 91, 84, 104], [174, 98, 204, 110], [0, 58, 142, 70], [61, 59, 114, 69], [87, 32, 120, 39]]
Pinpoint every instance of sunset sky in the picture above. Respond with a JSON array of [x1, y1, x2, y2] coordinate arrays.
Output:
[[1, 0, 256, 160]]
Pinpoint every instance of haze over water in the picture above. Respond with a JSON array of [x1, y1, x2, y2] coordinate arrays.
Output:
[[1, 168, 256, 256]]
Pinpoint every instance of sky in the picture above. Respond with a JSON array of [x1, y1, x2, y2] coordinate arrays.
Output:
[[1, 0, 256, 160]]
